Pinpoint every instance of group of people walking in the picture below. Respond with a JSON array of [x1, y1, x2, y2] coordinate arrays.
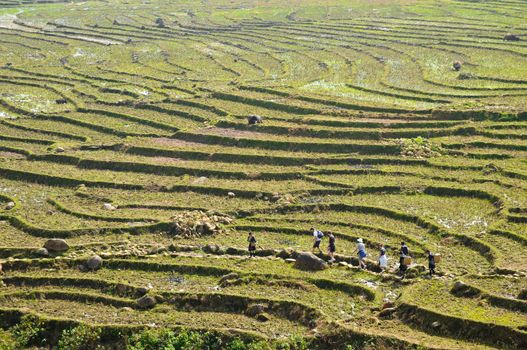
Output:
[[246, 229, 438, 276]]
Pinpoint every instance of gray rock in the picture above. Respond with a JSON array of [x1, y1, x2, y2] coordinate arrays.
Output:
[[5, 202, 15, 210], [227, 192, 235, 198], [431, 321, 441, 328], [86, 255, 103, 270], [219, 272, 239, 284], [137, 287, 149, 296], [44, 239, 69, 252], [34, 247, 49, 257], [256, 313, 269, 322], [294, 252, 327, 271], [136, 295, 156, 309], [285, 258, 296, 263], [378, 307, 397, 318], [246, 303, 266, 317], [103, 203, 116, 210], [276, 249, 292, 259], [202, 244, 220, 254], [247, 114, 263, 125]]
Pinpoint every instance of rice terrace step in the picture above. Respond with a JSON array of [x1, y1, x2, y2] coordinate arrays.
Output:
[[0, 0, 526, 349]]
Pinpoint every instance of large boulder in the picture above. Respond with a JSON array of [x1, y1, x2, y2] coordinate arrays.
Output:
[[136, 295, 156, 309], [294, 252, 327, 271], [44, 239, 69, 252], [86, 255, 103, 271]]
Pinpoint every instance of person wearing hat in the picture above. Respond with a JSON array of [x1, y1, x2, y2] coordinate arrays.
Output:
[[355, 238, 367, 269]]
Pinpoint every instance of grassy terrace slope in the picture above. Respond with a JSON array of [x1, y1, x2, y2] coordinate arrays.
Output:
[[0, 0, 526, 349]]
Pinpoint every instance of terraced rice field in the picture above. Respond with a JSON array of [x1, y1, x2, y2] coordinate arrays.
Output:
[[0, 0, 526, 349]]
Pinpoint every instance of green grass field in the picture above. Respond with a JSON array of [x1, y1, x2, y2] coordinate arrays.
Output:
[[0, 0, 526, 349]]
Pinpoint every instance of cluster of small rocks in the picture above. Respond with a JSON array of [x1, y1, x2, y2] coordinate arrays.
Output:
[[255, 192, 296, 204], [4, 202, 15, 210], [169, 210, 233, 238], [398, 137, 442, 158]]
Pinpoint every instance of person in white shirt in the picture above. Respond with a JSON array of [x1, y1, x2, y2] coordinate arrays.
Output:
[[378, 244, 388, 272], [355, 238, 367, 269], [311, 227, 323, 254]]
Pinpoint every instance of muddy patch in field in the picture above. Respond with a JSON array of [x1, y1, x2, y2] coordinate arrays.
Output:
[[149, 156, 184, 164], [151, 137, 206, 148], [0, 151, 26, 159], [198, 127, 267, 139]]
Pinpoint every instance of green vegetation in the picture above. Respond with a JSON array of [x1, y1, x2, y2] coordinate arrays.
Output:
[[0, 0, 526, 349]]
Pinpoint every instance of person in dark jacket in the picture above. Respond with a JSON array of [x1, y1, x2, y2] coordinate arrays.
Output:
[[427, 250, 436, 276], [399, 242, 410, 274], [247, 232, 257, 258]]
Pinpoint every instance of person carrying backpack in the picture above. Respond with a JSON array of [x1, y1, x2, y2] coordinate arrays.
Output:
[[327, 233, 336, 262], [356, 238, 367, 269], [399, 242, 410, 274], [247, 232, 257, 258], [311, 227, 323, 254], [427, 250, 436, 276]]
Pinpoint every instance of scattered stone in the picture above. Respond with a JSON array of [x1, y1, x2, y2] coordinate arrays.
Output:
[[256, 313, 270, 322], [148, 246, 166, 255], [55, 99, 68, 104], [227, 192, 235, 198], [247, 114, 263, 125], [338, 261, 349, 267], [44, 239, 69, 252], [136, 295, 156, 309], [452, 61, 462, 71], [137, 287, 149, 296], [225, 247, 243, 255], [378, 307, 397, 318], [34, 247, 49, 257], [5, 202, 15, 210], [276, 248, 292, 259], [191, 176, 208, 185], [202, 244, 221, 254], [257, 248, 275, 256], [55, 147, 65, 153], [121, 307, 133, 312], [294, 252, 327, 271], [170, 211, 230, 238], [285, 258, 296, 263], [219, 272, 239, 284], [458, 72, 476, 80], [103, 203, 116, 210], [246, 303, 266, 317], [382, 301, 395, 310], [155, 17, 165, 28], [86, 255, 103, 270], [431, 321, 441, 328]]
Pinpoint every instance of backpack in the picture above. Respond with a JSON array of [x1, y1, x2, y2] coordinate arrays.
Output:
[[316, 230, 324, 239]]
